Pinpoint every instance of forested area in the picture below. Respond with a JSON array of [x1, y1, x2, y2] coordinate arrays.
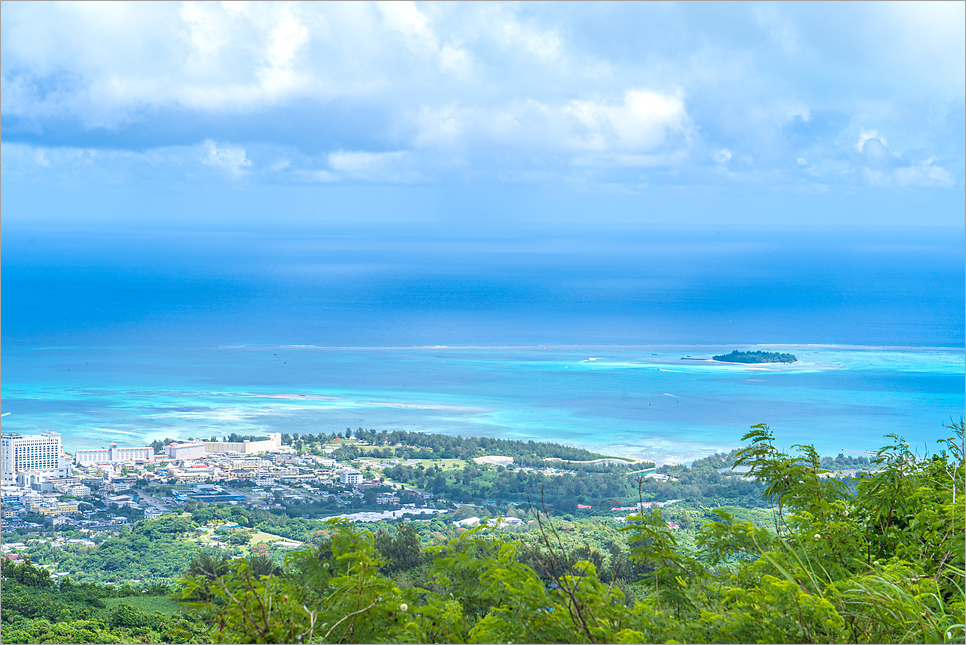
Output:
[[712, 350, 798, 364], [7, 515, 211, 586], [0, 558, 207, 643], [383, 450, 764, 510], [150, 428, 618, 464], [166, 422, 964, 644], [174, 423, 965, 644]]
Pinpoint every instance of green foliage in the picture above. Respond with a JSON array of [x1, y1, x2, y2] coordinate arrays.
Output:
[[712, 350, 798, 363], [170, 422, 964, 644], [375, 523, 426, 573], [1, 555, 54, 588], [735, 423, 851, 534], [695, 509, 774, 567], [384, 454, 763, 510], [15, 515, 206, 586], [0, 564, 207, 644]]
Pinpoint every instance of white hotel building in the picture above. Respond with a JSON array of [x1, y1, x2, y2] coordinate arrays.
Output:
[[74, 442, 154, 466], [1, 432, 73, 486], [165, 442, 206, 460]]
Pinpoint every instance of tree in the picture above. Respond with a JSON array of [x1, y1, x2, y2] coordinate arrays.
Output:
[[374, 523, 424, 572], [1, 557, 53, 588]]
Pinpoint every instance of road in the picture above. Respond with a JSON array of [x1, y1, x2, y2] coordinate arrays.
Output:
[[135, 490, 173, 511]]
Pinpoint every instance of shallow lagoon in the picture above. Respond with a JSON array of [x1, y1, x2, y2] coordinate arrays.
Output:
[[3, 344, 962, 464]]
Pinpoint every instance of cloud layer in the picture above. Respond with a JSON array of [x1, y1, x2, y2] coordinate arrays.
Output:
[[2, 1, 963, 197]]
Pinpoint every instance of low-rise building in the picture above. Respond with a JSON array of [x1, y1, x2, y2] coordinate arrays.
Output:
[[107, 478, 136, 493], [75, 443, 153, 466], [34, 502, 80, 516]]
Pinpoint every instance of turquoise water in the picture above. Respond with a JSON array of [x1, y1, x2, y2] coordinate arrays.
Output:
[[3, 227, 963, 463], [3, 344, 962, 464]]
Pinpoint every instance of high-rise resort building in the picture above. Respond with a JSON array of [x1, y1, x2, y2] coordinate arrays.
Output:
[[74, 442, 155, 466], [203, 433, 283, 455], [1, 431, 73, 486], [165, 442, 206, 460]]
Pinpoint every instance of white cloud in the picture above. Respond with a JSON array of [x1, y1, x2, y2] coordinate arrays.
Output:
[[1, 2, 961, 193], [327, 150, 420, 182], [864, 158, 955, 188], [202, 140, 251, 176], [499, 15, 562, 62], [410, 89, 694, 162], [439, 44, 471, 74], [377, 1, 471, 74], [565, 90, 692, 152], [856, 129, 887, 152], [1, 1, 316, 119]]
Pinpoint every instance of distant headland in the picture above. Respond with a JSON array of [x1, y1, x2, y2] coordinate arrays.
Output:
[[711, 350, 798, 364]]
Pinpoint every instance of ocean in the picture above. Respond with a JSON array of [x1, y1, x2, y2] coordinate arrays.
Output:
[[2, 224, 963, 464]]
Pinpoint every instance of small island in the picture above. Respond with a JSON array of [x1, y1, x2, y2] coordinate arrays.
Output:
[[712, 350, 798, 364]]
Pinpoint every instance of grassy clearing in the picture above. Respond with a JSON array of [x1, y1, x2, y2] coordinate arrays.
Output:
[[103, 595, 184, 616], [248, 530, 298, 546], [425, 458, 467, 471]]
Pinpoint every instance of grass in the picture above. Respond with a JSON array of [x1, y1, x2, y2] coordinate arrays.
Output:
[[248, 530, 299, 546], [103, 595, 184, 616], [426, 458, 468, 471]]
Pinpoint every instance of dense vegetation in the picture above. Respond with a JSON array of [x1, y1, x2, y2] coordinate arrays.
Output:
[[5, 423, 961, 643], [149, 428, 618, 464], [6, 515, 209, 586], [170, 422, 964, 643], [0, 558, 207, 643], [327, 428, 616, 463], [712, 350, 798, 364], [383, 451, 763, 510]]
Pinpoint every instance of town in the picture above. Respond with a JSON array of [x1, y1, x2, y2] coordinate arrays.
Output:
[[0, 429, 680, 540]]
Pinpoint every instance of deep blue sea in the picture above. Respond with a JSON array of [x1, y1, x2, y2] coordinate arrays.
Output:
[[3, 224, 963, 463]]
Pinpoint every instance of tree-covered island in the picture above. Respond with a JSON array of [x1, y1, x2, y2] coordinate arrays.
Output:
[[712, 349, 798, 364]]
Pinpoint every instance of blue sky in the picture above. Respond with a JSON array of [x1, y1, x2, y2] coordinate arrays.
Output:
[[1, 1, 964, 230]]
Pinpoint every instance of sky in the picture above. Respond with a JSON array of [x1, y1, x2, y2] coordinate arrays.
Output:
[[1, 1, 964, 233]]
